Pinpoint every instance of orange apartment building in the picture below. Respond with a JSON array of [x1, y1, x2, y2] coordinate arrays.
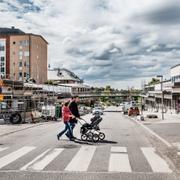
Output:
[[0, 27, 48, 84]]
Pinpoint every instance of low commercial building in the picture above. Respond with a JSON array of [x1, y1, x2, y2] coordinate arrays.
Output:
[[142, 64, 180, 113], [0, 27, 48, 84], [171, 64, 180, 112]]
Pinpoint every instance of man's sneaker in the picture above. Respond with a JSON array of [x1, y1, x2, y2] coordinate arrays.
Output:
[[57, 134, 60, 141], [70, 137, 75, 141]]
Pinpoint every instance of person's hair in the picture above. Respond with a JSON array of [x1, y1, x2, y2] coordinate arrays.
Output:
[[64, 100, 70, 107], [72, 95, 79, 99]]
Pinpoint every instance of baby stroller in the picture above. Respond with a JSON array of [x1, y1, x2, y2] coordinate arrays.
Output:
[[79, 113, 105, 142]]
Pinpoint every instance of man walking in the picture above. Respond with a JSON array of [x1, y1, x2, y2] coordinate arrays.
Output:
[[66, 96, 80, 138]]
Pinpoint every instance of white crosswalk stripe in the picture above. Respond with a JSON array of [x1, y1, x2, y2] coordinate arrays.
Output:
[[0, 146, 36, 169], [20, 149, 51, 170], [65, 145, 96, 172], [0, 146, 173, 173], [109, 146, 132, 172], [141, 147, 172, 173], [26, 148, 64, 171], [0, 147, 9, 152]]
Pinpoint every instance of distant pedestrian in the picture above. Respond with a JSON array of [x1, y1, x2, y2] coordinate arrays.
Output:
[[57, 101, 74, 141], [66, 96, 80, 139]]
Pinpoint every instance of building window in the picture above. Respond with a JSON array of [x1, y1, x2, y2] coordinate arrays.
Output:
[[19, 40, 29, 46], [0, 57, 4, 61], [24, 51, 29, 57], [24, 72, 26, 77], [0, 46, 5, 51], [19, 72, 22, 77], [0, 62, 5, 66], [19, 51, 23, 59], [26, 73, 30, 78], [1, 67, 5, 73], [24, 61, 26, 67], [13, 41, 16, 45], [19, 62, 22, 67]]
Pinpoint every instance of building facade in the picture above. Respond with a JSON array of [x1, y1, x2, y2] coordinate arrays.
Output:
[[0, 27, 48, 84], [171, 64, 180, 112], [142, 64, 180, 113]]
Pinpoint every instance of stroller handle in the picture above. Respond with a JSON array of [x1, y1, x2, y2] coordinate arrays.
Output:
[[78, 117, 87, 122]]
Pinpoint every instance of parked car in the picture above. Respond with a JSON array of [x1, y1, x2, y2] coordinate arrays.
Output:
[[122, 102, 130, 114], [92, 107, 103, 115], [128, 106, 140, 116]]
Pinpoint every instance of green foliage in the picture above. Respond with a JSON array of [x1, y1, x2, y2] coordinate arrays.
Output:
[[44, 80, 54, 85], [148, 78, 160, 85]]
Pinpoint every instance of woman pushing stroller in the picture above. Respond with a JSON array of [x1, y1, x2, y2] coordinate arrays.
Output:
[[57, 101, 75, 141]]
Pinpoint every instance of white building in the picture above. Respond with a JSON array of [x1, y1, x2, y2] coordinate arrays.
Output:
[[47, 68, 91, 95], [142, 64, 180, 113]]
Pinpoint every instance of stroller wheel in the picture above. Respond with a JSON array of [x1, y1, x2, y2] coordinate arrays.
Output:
[[81, 134, 87, 141], [92, 134, 99, 142], [99, 132, 105, 140], [87, 132, 93, 140]]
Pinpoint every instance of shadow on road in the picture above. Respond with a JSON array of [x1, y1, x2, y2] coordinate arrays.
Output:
[[97, 140, 117, 144], [73, 139, 117, 145]]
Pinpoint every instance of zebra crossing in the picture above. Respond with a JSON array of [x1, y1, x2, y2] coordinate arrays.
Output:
[[0, 145, 173, 173]]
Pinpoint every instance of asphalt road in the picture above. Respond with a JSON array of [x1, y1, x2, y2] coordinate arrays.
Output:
[[0, 110, 179, 180]]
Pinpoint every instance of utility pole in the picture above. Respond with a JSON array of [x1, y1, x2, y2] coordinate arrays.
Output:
[[157, 75, 164, 120]]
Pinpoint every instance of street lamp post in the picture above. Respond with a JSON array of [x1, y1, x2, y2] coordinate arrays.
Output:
[[157, 75, 164, 120]]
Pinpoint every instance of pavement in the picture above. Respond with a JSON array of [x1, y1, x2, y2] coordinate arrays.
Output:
[[0, 121, 59, 137], [0, 108, 180, 180], [142, 110, 180, 124]]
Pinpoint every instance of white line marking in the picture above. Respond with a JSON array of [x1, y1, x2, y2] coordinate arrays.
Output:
[[0, 147, 9, 152], [133, 119, 172, 147], [0, 169, 175, 174], [111, 147, 127, 153], [0, 146, 36, 169], [29, 148, 64, 171], [65, 146, 96, 172], [109, 147, 131, 172], [20, 149, 51, 170], [172, 143, 180, 150], [141, 147, 172, 173]]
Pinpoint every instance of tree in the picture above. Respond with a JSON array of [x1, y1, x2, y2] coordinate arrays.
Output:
[[148, 78, 160, 85]]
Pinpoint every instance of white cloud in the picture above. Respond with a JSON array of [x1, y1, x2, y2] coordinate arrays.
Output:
[[0, 0, 180, 89]]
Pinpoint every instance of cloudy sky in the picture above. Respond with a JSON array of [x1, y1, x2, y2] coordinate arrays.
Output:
[[0, 0, 180, 89]]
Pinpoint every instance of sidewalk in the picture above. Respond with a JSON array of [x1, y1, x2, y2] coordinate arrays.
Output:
[[141, 110, 180, 124], [0, 119, 61, 137], [0, 123, 46, 137]]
